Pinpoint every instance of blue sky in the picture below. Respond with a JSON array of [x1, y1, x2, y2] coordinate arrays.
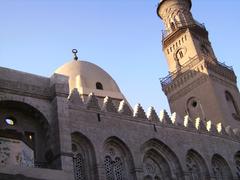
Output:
[[0, 0, 239, 113]]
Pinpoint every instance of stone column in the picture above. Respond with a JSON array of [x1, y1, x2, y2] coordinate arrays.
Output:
[[134, 167, 144, 180], [50, 74, 74, 179], [96, 164, 107, 180]]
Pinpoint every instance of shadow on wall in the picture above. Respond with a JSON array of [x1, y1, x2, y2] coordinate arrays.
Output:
[[0, 101, 55, 169]]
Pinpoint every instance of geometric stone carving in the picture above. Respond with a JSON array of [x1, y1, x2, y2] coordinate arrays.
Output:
[[118, 100, 133, 116], [217, 124, 228, 136], [73, 153, 87, 180], [233, 128, 240, 139], [133, 103, 147, 119], [183, 115, 195, 128], [171, 112, 177, 124], [86, 92, 100, 110], [147, 106, 160, 122], [183, 115, 189, 127], [159, 110, 172, 125], [216, 123, 222, 133], [210, 123, 218, 135], [206, 121, 218, 134], [194, 117, 201, 130], [68, 88, 83, 105], [102, 96, 117, 113], [199, 120, 208, 132], [171, 112, 184, 126], [221, 126, 228, 136], [225, 126, 235, 138], [195, 117, 207, 132], [206, 120, 211, 131]]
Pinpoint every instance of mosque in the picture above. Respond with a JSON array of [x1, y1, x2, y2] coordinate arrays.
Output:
[[1, 0, 240, 179]]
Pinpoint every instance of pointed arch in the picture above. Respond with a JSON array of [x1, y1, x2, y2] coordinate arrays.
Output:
[[186, 149, 210, 180], [186, 97, 205, 121], [178, 10, 187, 25], [225, 91, 240, 119], [170, 21, 176, 31], [141, 139, 184, 180], [103, 136, 137, 180], [0, 100, 51, 168], [212, 154, 233, 180], [71, 132, 98, 180], [234, 151, 240, 178]]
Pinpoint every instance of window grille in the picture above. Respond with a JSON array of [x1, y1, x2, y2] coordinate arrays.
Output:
[[73, 153, 86, 180], [104, 155, 124, 180]]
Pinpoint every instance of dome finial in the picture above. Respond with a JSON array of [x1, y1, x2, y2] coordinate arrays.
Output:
[[72, 49, 78, 61]]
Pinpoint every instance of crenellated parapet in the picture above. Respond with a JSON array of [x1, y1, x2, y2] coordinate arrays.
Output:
[[133, 104, 147, 119], [118, 100, 133, 116], [147, 107, 160, 122], [102, 96, 117, 113], [68, 90, 240, 143]]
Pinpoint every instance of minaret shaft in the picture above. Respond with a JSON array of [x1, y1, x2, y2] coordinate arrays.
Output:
[[157, 0, 240, 127]]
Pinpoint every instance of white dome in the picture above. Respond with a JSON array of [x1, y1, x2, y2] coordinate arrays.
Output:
[[55, 60, 125, 100]]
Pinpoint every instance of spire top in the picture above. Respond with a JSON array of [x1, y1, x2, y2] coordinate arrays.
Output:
[[72, 49, 78, 61]]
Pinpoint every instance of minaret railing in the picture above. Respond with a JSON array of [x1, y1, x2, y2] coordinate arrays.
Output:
[[160, 55, 235, 88], [162, 20, 206, 40]]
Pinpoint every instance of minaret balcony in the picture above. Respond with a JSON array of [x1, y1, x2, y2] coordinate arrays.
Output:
[[160, 56, 236, 94], [162, 20, 206, 41]]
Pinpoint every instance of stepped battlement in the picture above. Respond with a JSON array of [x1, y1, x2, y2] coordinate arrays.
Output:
[[69, 89, 240, 144]]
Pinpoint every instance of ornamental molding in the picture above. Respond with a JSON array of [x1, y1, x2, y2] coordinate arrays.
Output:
[[168, 75, 208, 103], [205, 61, 236, 83], [0, 79, 51, 100], [209, 74, 237, 90]]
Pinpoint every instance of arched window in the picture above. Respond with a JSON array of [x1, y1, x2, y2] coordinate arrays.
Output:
[[141, 139, 184, 180], [144, 175, 152, 180], [143, 151, 168, 180], [72, 133, 98, 180], [186, 150, 210, 180], [73, 153, 87, 180], [179, 51, 184, 58], [4, 117, 16, 126], [186, 97, 205, 121], [96, 82, 103, 90], [104, 155, 124, 180], [103, 137, 136, 180], [178, 12, 186, 24], [225, 91, 240, 119], [212, 154, 233, 180], [170, 22, 176, 31], [234, 152, 240, 179]]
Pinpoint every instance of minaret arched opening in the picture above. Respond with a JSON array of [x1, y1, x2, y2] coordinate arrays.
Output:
[[225, 91, 240, 119], [170, 22, 176, 31]]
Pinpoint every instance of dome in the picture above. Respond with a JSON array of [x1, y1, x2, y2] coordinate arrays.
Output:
[[55, 60, 126, 101], [159, 0, 191, 7]]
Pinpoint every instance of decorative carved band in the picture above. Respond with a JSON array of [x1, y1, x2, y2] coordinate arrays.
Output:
[[205, 61, 236, 83], [161, 55, 236, 96], [0, 79, 51, 99], [168, 75, 208, 103], [209, 74, 238, 91]]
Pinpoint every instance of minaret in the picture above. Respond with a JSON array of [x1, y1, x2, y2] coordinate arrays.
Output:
[[157, 0, 240, 127]]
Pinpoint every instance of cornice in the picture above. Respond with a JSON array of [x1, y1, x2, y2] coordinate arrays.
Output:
[[0, 79, 51, 100]]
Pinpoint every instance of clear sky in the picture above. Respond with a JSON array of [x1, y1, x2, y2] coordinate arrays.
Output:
[[0, 0, 239, 114]]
